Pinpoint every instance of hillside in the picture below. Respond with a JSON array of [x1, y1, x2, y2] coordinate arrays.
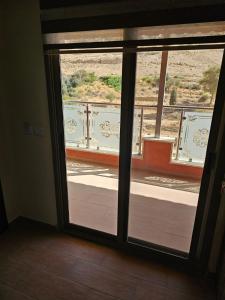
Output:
[[61, 49, 222, 80], [61, 49, 222, 106], [60, 49, 223, 141]]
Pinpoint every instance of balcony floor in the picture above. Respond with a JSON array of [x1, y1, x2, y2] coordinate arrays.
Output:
[[66, 160, 200, 253]]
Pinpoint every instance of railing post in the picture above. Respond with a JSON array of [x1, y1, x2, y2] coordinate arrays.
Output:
[[175, 108, 184, 160], [138, 106, 144, 155], [86, 103, 90, 149], [155, 50, 168, 138]]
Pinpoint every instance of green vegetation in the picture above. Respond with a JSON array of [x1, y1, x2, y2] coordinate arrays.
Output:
[[62, 70, 121, 99], [198, 93, 210, 103], [165, 75, 181, 92], [69, 70, 97, 87], [199, 66, 220, 105], [138, 69, 220, 106], [62, 70, 98, 97], [169, 88, 177, 105], [106, 92, 116, 102], [141, 75, 159, 88], [100, 75, 122, 91], [190, 83, 201, 90], [61, 66, 220, 107]]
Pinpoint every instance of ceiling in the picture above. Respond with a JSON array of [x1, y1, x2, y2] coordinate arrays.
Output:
[[39, 0, 123, 10]]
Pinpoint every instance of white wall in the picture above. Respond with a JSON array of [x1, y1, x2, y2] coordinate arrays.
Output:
[[0, 0, 57, 225]]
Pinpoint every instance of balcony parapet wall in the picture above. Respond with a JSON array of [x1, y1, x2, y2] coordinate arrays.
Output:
[[66, 137, 203, 180]]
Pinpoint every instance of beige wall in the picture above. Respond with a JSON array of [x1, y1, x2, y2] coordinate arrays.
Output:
[[0, 0, 57, 225], [0, 3, 21, 221]]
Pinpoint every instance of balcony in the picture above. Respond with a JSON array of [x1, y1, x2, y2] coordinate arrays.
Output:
[[64, 101, 213, 178], [64, 100, 212, 252], [59, 40, 223, 254]]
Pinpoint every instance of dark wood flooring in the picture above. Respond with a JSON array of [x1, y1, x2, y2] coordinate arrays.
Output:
[[0, 219, 216, 300]]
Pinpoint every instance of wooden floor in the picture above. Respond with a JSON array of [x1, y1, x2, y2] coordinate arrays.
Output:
[[0, 219, 215, 300]]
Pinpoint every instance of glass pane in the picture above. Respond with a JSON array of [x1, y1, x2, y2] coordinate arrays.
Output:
[[89, 104, 121, 152], [135, 21, 225, 40], [178, 111, 213, 163], [63, 102, 87, 149], [135, 51, 161, 106], [44, 22, 225, 44], [160, 107, 182, 158], [164, 49, 222, 107], [60, 52, 122, 235], [128, 49, 223, 253], [142, 107, 157, 138]]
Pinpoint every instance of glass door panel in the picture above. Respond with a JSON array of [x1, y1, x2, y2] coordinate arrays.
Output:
[[128, 49, 223, 252], [60, 52, 122, 235]]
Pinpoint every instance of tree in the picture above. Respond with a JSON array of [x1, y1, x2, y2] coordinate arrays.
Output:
[[69, 70, 97, 88], [100, 75, 122, 91], [165, 74, 180, 92], [199, 66, 220, 105], [170, 88, 177, 105]]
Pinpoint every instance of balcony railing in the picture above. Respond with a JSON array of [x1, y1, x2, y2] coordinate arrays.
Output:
[[63, 100, 213, 164]]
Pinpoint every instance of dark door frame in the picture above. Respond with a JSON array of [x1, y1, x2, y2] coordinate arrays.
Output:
[[41, 4, 225, 34], [44, 36, 225, 272], [196, 54, 225, 272], [0, 181, 8, 233]]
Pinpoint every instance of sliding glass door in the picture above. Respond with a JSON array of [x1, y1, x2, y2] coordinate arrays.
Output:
[[128, 49, 223, 253], [60, 52, 123, 235], [45, 34, 225, 262]]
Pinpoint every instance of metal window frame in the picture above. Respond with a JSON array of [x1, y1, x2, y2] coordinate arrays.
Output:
[[117, 49, 136, 244], [44, 34, 225, 273], [44, 35, 225, 50], [41, 4, 225, 34], [192, 53, 225, 272], [0, 181, 8, 233], [155, 50, 168, 138]]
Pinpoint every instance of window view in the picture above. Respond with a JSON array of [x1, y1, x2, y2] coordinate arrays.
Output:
[[134, 52, 161, 148], [128, 49, 223, 252], [60, 53, 122, 234], [60, 48, 223, 252]]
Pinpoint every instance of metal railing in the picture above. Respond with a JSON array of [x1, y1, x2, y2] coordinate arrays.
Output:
[[63, 100, 213, 159]]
